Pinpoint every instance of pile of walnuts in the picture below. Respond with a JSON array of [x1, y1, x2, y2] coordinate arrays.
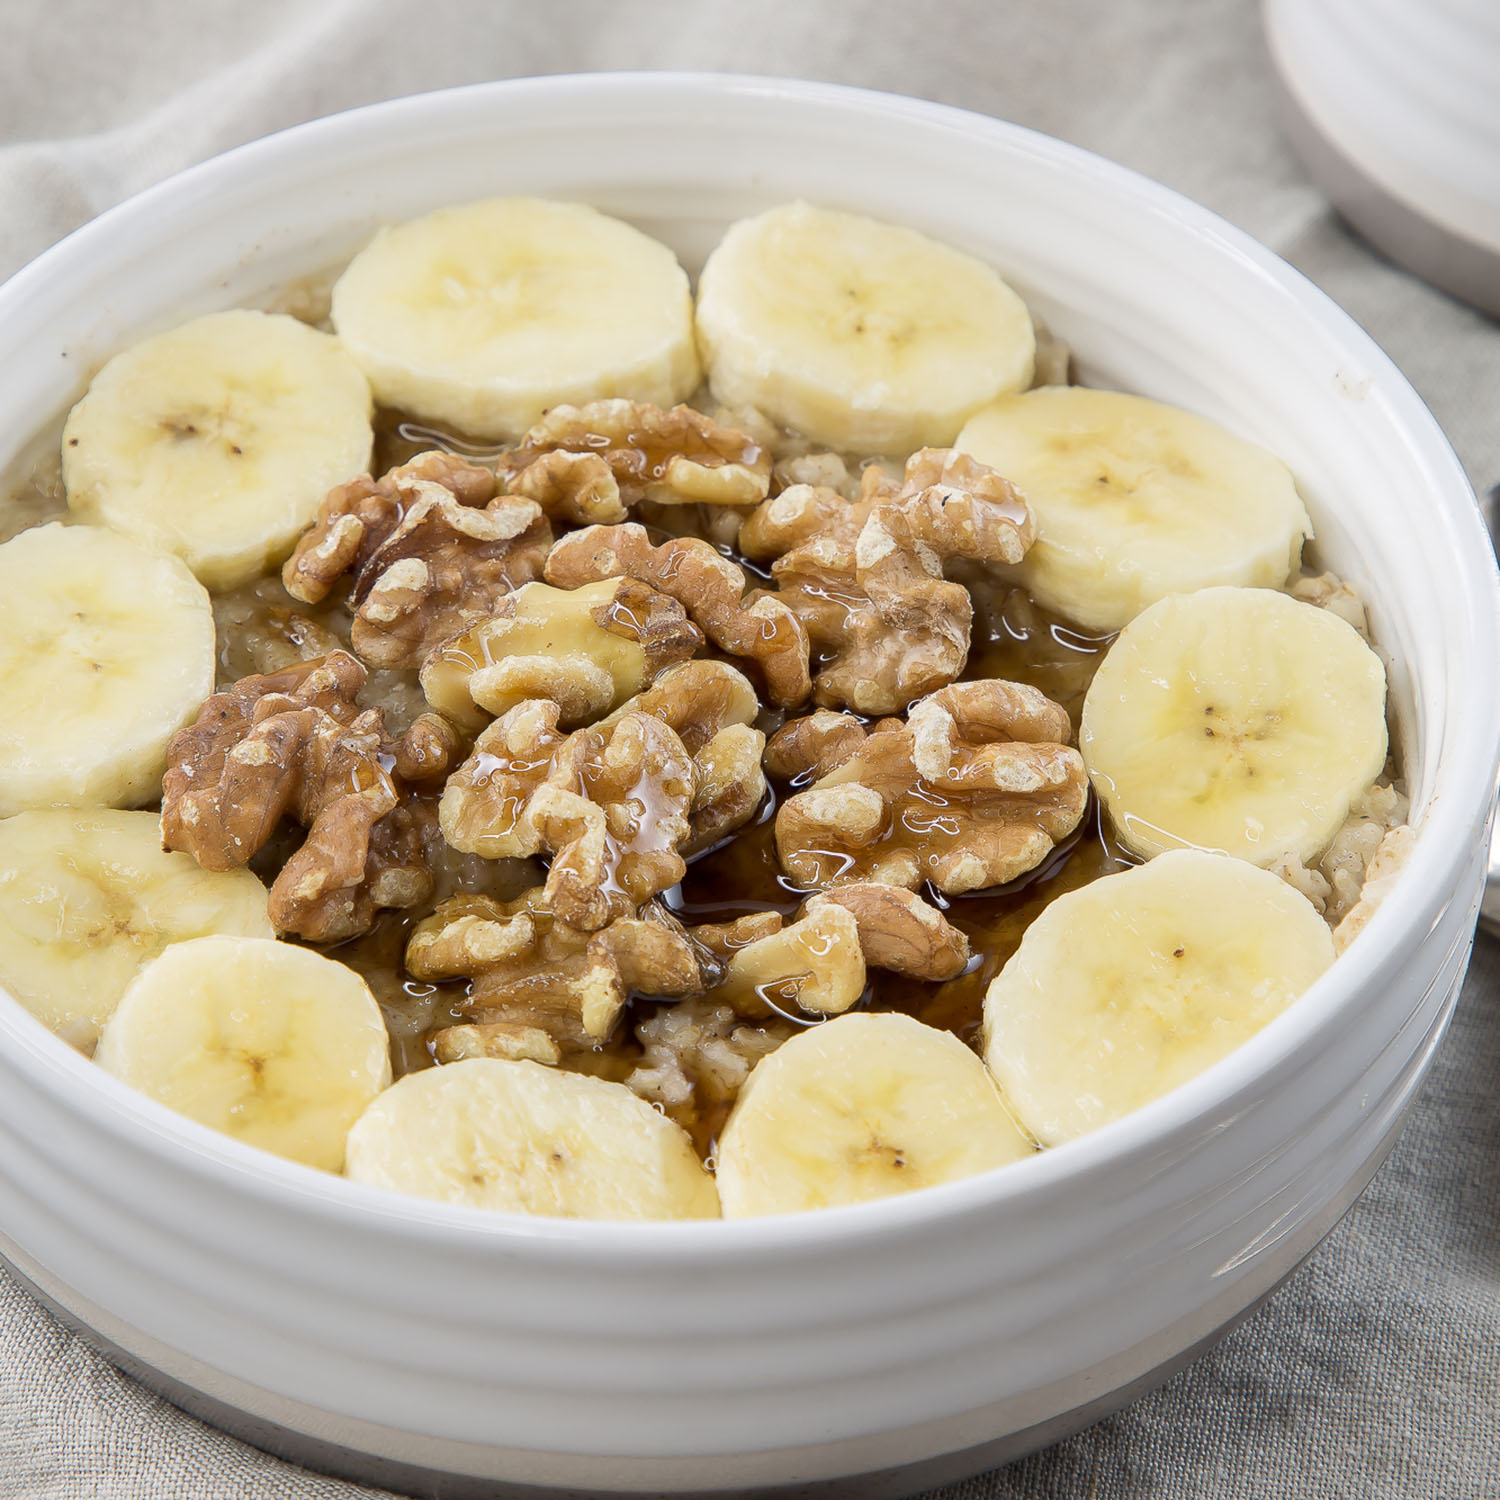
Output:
[[162, 400, 1089, 1066]]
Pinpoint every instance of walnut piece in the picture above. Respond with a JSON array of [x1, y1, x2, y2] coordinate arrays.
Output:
[[738, 467, 883, 563], [742, 449, 1032, 565], [805, 883, 971, 981], [528, 712, 696, 929], [905, 679, 1073, 779], [283, 451, 498, 604], [405, 891, 536, 973], [409, 893, 722, 1055], [348, 481, 551, 668], [498, 400, 771, 521], [596, 659, 760, 754], [694, 885, 968, 998], [689, 910, 787, 959], [437, 700, 570, 858], [504, 450, 630, 526], [763, 710, 869, 781], [768, 538, 969, 715], [890, 448, 1034, 563], [420, 578, 702, 731], [543, 523, 811, 706], [594, 660, 767, 854], [354, 799, 441, 937], [710, 901, 867, 1017], [441, 662, 768, 879], [682, 721, 766, 856], [776, 678, 1087, 894], [438, 703, 697, 930], [432, 1023, 563, 1066], [161, 651, 459, 941], [749, 449, 1036, 714]]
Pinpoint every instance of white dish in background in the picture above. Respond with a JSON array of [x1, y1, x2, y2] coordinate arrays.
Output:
[[0, 73, 1495, 1499], [1266, 0, 1500, 315]]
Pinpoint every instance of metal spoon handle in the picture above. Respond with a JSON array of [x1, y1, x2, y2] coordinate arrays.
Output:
[[1479, 485, 1500, 934]]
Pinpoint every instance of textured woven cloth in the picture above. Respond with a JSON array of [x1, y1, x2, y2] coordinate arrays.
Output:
[[0, 1, 1496, 1496]]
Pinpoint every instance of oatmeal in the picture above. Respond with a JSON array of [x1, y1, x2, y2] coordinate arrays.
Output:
[[0, 195, 1411, 1219]]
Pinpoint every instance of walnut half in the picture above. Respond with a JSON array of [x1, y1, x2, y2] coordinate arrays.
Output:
[[746, 448, 1036, 714], [437, 701, 694, 931], [419, 578, 702, 731], [806, 883, 971, 981], [763, 709, 870, 782], [498, 399, 772, 521], [528, 711, 697, 930], [710, 903, 867, 1018], [349, 482, 551, 668], [283, 450, 499, 605], [591, 660, 767, 854], [408, 892, 723, 1056], [776, 678, 1087, 894], [161, 651, 459, 941], [439, 663, 768, 904], [701, 886, 970, 1019], [543, 523, 811, 707]]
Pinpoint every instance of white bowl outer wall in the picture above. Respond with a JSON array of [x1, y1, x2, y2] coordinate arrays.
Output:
[[0, 75, 1494, 1495]]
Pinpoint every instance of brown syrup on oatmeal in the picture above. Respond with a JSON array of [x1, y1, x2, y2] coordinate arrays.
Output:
[[373, 411, 507, 473], [964, 582, 1117, 733]]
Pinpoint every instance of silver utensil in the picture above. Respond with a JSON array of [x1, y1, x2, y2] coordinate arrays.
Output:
[[1479, 485, 1500, 933]]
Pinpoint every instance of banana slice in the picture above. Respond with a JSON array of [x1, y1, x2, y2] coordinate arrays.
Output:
[[714, 1012, 1033, 1218], [94, 935, 391, 1172], [695, 201, 1034, 454], [982, 849, 1335, 1144], [1080, 586, 1387, 865], [62, 309, 373, 590], [330, 197, 700, 442], [344, 1058, 719, 1220], [0, 522, 215, 816], [0, 809, 273, 1051], [955, 387, 1311, 632]]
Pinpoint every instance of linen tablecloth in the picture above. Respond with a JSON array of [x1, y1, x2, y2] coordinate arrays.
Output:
[[1, 2, 1496, 1495]]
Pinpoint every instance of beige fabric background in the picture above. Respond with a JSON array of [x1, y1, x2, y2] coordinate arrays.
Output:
[[0, 1, 1496, 1495]]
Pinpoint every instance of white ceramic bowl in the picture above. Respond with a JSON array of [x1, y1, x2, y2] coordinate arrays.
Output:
[[0, 74, 1495, 1500]]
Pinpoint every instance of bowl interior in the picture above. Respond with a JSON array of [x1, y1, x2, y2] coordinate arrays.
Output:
[[0, 73, 1493, 1228]]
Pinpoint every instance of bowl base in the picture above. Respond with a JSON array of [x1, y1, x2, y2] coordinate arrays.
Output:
[[0, 1251, 1293, 1500]]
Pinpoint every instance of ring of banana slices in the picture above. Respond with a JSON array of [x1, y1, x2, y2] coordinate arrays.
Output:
[[0, 194, 1413, 1222]]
